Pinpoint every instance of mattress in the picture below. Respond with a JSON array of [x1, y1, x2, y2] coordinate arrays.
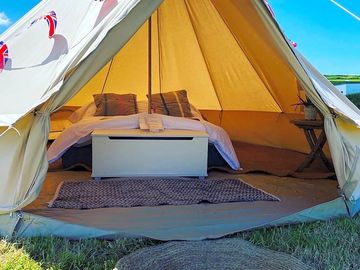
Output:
[[48, 113, 241, 170], [62, 143, 227, 171]]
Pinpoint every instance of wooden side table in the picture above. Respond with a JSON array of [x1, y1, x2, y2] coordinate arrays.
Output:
[[290, 119, 334, 172]]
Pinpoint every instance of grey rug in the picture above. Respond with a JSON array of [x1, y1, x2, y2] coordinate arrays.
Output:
[[115, 238, 315, 270], [48, 177, 279, 209]]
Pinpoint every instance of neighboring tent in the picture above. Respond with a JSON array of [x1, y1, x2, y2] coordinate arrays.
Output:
[[1, 0, 360, 238]]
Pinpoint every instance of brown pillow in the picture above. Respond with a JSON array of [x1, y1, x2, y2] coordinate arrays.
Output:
[[149, 90, 193, 117], [93, 93, 138, 116]]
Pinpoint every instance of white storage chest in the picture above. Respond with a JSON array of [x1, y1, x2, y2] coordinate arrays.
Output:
[[91, 129, 209, 179]]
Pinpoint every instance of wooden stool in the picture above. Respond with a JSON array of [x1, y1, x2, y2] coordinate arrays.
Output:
[[290, 119, 334, 172]]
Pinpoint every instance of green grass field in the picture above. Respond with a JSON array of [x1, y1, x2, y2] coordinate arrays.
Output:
[[325, 75, 360, 85], [1, 214, 359, 270], [325, 75, 360, 108], [346, 93, 360, 109]]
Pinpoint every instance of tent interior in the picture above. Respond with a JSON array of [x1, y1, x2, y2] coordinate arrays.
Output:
[[11, 0, 349, 240]]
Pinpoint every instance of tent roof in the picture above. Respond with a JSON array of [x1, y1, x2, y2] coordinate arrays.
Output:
[[69, 0, 291, 113], [1, 0, 359, 127]]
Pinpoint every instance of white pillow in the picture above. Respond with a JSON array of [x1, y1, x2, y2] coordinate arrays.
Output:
[[190, 104, 204, 120]]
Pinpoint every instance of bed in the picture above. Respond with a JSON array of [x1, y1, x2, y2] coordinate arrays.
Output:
[[47, 97, 241, 171]]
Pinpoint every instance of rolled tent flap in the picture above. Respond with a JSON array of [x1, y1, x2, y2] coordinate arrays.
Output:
[[295, 53, 360, 200], [296, 53, 360, 127]]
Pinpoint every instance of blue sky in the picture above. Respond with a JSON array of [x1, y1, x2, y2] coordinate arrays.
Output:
[[0, 0, 359, 75], [268, 0, 359, 75], [0, 0, 40, 33]]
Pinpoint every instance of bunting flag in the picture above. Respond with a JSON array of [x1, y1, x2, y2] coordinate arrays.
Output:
[[290, 40, 298, 48], [30, 11, 58, 38], [44, 11, 58, 38], [264, 0, 275, 18], [0, 41, 9, 73], [263, 0, 298, 48]]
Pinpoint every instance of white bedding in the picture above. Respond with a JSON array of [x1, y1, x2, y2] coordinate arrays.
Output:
[[47, 113, 241, 170]]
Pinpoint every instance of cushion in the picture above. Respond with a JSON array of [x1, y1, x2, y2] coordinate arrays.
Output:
[[93, 93, 138, 116], [138, 99, 203, 120], [149, 90, 193, 117]]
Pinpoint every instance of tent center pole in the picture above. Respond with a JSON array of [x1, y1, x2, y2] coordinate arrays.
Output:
[[148, 16, 152, 114]]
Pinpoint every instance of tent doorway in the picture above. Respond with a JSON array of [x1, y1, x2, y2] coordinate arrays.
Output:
[[1, 0, 358, 239]]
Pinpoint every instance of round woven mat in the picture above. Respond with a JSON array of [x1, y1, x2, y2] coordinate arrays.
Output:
[[115, 238, 314, 270]]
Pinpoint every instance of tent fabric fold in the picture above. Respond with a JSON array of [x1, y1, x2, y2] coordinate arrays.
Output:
[[0, 0, 163, 214], [253, 0, 360, 199], [1, 0, 360, 216], [0, 0, 154, 127]]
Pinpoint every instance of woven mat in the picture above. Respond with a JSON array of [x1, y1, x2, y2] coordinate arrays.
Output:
[[115, 238, 315, 270], [48, 177, 279, 209]]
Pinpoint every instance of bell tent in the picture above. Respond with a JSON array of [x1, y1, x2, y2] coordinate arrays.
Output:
[[1, 0, 360, 240]]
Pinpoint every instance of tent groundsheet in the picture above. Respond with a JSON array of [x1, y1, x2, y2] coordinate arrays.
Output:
[[0, 171, 342, 240]]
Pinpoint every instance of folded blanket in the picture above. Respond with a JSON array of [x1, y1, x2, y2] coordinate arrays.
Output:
[[139, 113, 164, 132]]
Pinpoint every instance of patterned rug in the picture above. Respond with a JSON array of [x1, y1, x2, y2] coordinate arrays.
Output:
[[48, 177, 280, 209]]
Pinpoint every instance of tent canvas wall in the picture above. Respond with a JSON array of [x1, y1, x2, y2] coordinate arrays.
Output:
[[1, 0, 360, 239]]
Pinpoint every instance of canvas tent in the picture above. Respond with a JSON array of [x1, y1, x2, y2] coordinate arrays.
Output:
[[1, 0, 360, 239]]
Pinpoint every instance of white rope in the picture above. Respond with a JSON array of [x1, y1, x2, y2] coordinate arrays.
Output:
[[0, 125, 21, 137], [330, 0, 360, 21]]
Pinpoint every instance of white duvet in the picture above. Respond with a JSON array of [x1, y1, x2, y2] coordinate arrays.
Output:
[[47, 113, 241, 170]]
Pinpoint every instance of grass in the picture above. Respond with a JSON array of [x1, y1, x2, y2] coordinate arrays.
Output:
[[238, 215, 360, 270], [1, 215, 359, 270], [324, 75, 360, 108], [346, 93, 360, 109], [325, 75, 360, 85], [0, 238, 160, 270]]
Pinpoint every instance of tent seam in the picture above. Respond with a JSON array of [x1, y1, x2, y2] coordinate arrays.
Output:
[[101, 59, 114, 94], [183, 0, 223, 114], [156, 9, 162, 93], [209, 0, 283, 113], [253, 0, 330, 116]]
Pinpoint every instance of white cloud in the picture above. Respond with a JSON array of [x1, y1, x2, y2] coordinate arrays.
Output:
[[0, 12, 11, 26]]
